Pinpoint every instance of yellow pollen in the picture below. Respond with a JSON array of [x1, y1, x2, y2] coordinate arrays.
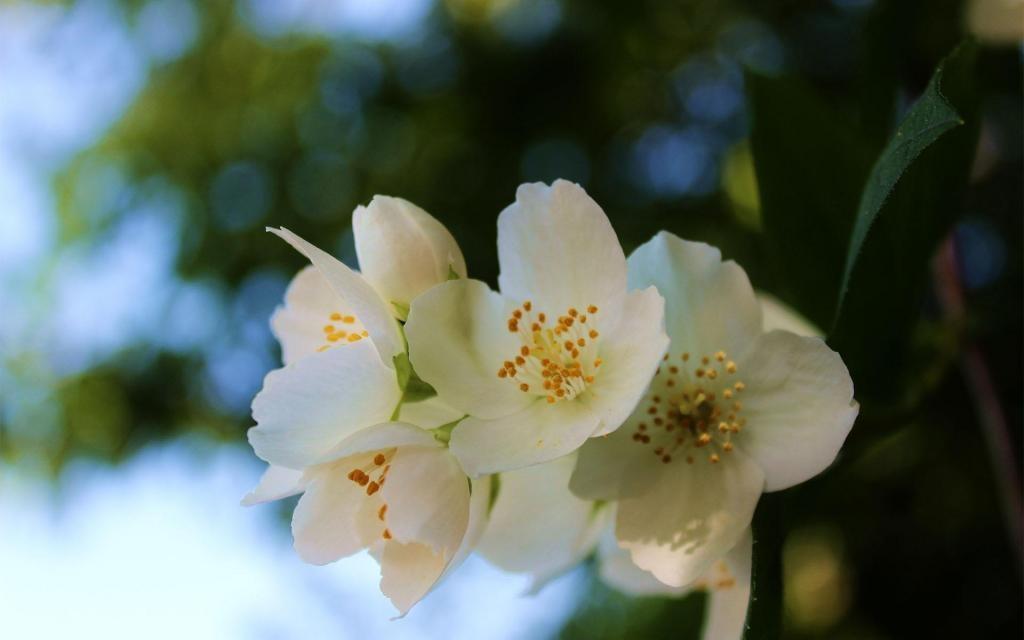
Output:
[[342, 315, 355, 324], [378, 504, 388, 520], [330, 312, 342, 321], [629, 346, 747, 466], [373, 453, 386, 465], [523, 301, 532, 311], [323, 324, 335, 333], [520, 383, 529, 392], [366, 481, 380, 496], [347, 333, 362, 342], [587, 305, 598, 314], [382, 529, 392, 540]]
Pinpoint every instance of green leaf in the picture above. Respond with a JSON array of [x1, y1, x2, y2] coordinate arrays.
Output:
[[746, 73, 876, 329], [392, 351, 437, 405], [830, 40, 979, 402], [393, 352, 413, 391]]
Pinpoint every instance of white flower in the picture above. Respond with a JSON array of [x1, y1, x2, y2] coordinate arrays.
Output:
[[353, 195, 467, 319], [405, 180, 669, 476], [476, 454, 609, 591], [599, 527, 752, 640], [244, 343, 478, 616], [252, 420, 489, 616], [571, 232, 858, 588]]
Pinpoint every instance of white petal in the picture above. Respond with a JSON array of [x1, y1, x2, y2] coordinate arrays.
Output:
[[270, 266, 365, 365], [379, 541, 447, 616], [248, 341, 400, 469], [397, 397, 464, 430], [735, 330, 858, 492], [478, 454, 603, 586], [587, 286, 668, 436], [435, 475, 492, 584], [353, 195, 467, 317], [628, 232, 762, 362], [241, 465, 305, 506], [700, 530, 752, 640], [380, 446, 469, 555], [598, 527, 691, 597], [321, 421, 439, 462], [569, 423, 667, 501], [405, 278, 533, 419], [291, 462, 376, 565], [616, 448, 763, 588], [497, 180, 627, 334], [268, 227, 404, 363], [450, 397, 600, 476], [758, 292, 821, 337]]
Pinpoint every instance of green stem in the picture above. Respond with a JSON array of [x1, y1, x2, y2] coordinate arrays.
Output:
[[746, 492, 784, 639]]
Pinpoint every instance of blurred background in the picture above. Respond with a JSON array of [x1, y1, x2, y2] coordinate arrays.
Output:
[[0, 0, 1020, 637]]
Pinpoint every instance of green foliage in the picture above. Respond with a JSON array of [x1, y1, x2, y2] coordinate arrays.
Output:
[[831, 41, 980, 402]]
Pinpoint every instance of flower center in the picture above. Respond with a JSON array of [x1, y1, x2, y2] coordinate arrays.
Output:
[[317, 311, 369, 352], [346, 449, 395, 540], [629, 350, 746, 465], [496, 301, 603, 404]]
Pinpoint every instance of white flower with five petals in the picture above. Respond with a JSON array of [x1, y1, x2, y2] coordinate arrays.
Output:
[[571, 232, 858, 588], [405, 180, 669, 476]]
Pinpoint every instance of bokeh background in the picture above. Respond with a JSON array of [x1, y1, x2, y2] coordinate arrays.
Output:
[[0, 0, 1021, 638]]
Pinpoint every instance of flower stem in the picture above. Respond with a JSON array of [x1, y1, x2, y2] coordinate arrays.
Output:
[[747, 492, 784, 639]]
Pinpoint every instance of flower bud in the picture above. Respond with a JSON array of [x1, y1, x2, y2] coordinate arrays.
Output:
[[353, 196, 467, 319]]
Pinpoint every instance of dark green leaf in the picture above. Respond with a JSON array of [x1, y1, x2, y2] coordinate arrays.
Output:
[[830, 40, 979, 401]]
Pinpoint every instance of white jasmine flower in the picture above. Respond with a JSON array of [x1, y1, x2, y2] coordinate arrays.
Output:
[[244, 324, 478, 616], [405, 180, 669, 476], [571, 232, 857, 588], [353, 195, 467, 319], [267, 195, 466, 366], [253, 420, 489, 616], [476, 454, 609, 590], [599, 527, 752, 640]]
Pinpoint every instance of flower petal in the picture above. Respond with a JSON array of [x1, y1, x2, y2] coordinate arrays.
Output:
[[248, 341, 401, 469], [700, 530, 752, 640], [380, 446, 469, 555], [320, 421, 439, 462], [268, 227, 404, 363], [569, 423, 667, 501], [478, 454, 605, 588], [397, 397, 464, 430], [497, 180, 627, 334], [735, 330, 858, 492], [291, 462, 376, 565], [598, 527, 690, 597], [270, 266, 366, 365], [379, 541, 447, 617], [628, 232, 762, 362], [241, 465, 305, 506], [406, 278, 533, 419], [758, 292, 822, 337], [450, 398, 601, 476], [587, 286, 668, 436], [616, 448, 763, 588], [353, 195, 467, 318]]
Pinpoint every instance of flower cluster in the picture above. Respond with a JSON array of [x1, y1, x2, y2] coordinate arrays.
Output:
[[243, 181, 858, 634]]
